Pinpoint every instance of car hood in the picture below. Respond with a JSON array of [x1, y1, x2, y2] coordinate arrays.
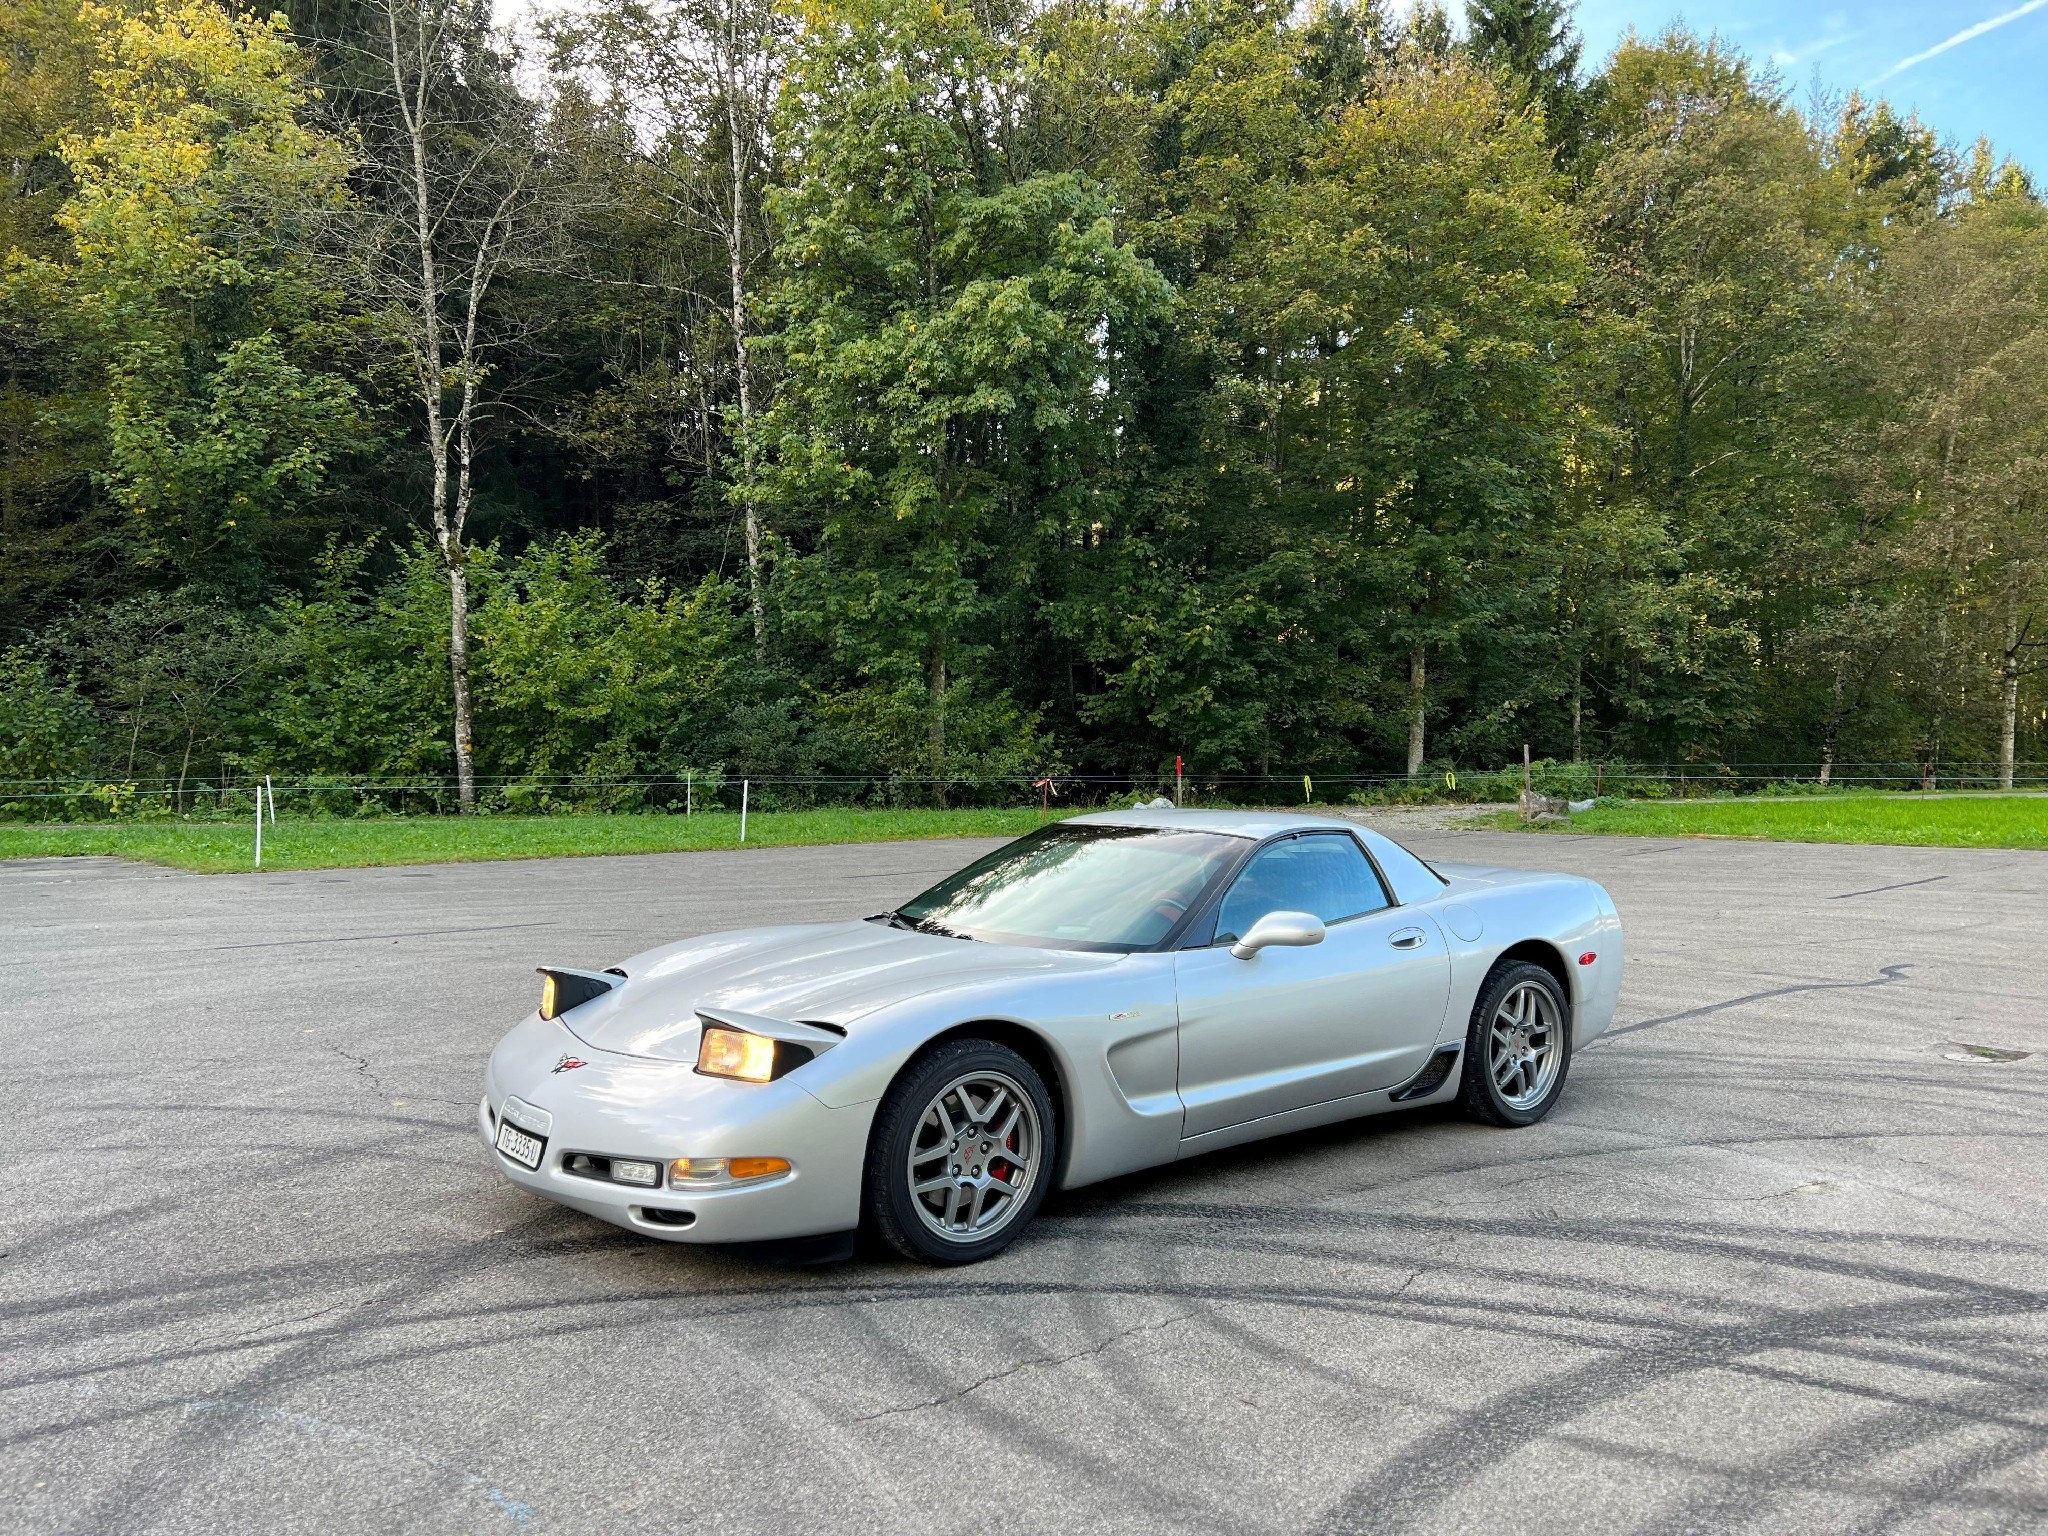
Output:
[[559, 919, 1122, 1063]]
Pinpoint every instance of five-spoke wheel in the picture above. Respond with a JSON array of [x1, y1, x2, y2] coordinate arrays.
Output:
[[1488, 979, 1563, 1110], [865, 1039, 1056, 1264], [1459, 960, 1572, 1126]]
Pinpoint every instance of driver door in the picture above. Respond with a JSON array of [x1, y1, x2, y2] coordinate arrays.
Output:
[[1173, 832, 1451, 1139]]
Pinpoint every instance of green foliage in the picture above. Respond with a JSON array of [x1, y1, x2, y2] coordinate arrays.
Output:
[[756, 0, 1168, 784], [472, 535, 748, 795], [44, 0, 364, 592], [1464, 0, 1587, 151], [258, 540, 457, 785], [0, 648, 97, 788], [2, 0, 2046, 810]]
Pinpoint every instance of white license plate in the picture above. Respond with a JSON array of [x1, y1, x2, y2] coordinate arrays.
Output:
[[495, 1118, 545, 1170]]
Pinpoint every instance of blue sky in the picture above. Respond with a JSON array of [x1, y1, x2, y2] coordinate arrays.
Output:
[[1567, 2, 2048, 174]]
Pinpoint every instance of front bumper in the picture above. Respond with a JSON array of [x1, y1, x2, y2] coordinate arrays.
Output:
[[481, 1015, 875, 1244]]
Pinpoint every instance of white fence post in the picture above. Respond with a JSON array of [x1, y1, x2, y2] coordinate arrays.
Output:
[[686, 770, 692, 817], [265, 775, 275, 824], [739, 779, 749, 842], [254, 782, 265, 869]]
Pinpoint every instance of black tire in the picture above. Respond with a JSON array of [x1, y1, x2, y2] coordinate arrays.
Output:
[[863, 1038, 1057, 1265], [1456, 960, 1573, 1128]]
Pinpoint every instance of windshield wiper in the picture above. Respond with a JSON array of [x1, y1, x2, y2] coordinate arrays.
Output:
[[868, 909, 973, 940]]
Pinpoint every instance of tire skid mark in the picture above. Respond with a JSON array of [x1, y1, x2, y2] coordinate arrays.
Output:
[[1602, 963, 1916, 1039], [1307, 1286, 2048, 1536], [11, 1190, 2047, 1355], [1618, 1360, 2048, 1536], [9, 1244, 2043, 1423]]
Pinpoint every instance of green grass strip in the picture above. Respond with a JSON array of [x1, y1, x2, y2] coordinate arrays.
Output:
[[0, 807, 1072, 874], [1491, 792, 2048, 849]]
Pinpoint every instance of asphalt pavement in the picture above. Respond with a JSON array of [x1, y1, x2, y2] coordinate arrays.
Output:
[[2, 826, 2045, 1535]]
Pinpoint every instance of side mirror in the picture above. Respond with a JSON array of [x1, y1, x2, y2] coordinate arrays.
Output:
[[1231, 909, 1326, 960]]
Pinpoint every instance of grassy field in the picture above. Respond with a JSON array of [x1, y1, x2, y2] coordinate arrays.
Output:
[[0, 807, 1071, 874], [1496, 792, 2048, 849]]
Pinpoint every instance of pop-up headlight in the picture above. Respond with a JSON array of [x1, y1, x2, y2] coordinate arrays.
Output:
[[696, 1026, 806, 1083], [537, 966, 620, 1021], [690, 1009, 844, 1083]]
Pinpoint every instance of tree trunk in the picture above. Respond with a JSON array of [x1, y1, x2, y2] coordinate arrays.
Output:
[[726, 38, 765, 653], [384, 0, 481, 815], [1672, 326, 1695, 510], [126, 681, 145, 776], [448, 372, 480, 812], [2000, 612, 2021, 792], [1406, 645, 1426, 777], [1570, 656, 1584, 762], [927, 644, 948, 808], [1819, 654, 1847, 787], [1929, 597, 1951, 774], [1928, 434, 1957, 774], [446, 548, 476, 813]]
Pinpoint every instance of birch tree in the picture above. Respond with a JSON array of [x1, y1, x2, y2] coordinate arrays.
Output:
[[552, 0, 784, 649], [346, 0, 560, 810]]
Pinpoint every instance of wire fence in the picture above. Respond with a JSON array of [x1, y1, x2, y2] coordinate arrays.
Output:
[[2, 760, 2045, 823]]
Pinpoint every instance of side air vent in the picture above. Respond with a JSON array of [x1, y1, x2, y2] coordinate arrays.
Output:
[[1390, 1044, 1461, 1103]]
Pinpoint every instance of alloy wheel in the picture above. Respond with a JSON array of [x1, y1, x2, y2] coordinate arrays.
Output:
[[905, 1070, 1041, 1244], [1489, 980, 1563, 1111]]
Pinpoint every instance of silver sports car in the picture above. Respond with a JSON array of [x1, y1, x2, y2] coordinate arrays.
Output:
[[481, 809, 1624, 1264]]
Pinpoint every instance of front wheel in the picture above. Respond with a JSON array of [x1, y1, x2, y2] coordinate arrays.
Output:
[[864, 1039, 1056, 1265], [1457, 961, 1572, 1127]]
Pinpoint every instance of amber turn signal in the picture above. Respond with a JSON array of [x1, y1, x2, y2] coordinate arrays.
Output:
[[667, 1156, 791, 1187]]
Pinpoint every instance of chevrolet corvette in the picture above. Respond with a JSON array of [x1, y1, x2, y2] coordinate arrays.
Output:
[[481, 808, 1624, 1264]]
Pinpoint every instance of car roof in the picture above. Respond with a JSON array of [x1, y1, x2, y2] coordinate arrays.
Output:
[[1066, 807, 1366, 840]]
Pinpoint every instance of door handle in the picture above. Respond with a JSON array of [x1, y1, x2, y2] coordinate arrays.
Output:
[[1390, 927, 1427, 950]]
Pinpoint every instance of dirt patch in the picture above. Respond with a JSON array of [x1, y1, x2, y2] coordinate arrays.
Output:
[[1332, 803, 1515, 834]]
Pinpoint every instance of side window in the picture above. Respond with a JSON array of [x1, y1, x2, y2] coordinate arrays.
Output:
[[1360, 830, 1446, 905], [1213, 835, 1389, 943]]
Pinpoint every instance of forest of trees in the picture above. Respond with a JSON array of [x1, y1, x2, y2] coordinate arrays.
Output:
[[3, 0, 2045, 810]]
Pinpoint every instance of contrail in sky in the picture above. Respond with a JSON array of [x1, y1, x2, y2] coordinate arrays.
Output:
[[1875, 0, 2048, 82]]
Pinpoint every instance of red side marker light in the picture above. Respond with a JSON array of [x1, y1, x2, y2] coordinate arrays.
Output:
[[1577, 952, 1597, 966]]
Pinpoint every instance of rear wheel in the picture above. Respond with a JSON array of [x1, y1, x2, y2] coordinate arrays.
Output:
[[1457, 961, 1572, 1127], [864, 1039, 1056, 1265]]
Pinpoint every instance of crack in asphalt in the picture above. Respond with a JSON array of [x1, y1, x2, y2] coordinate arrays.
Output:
[[852, 1312, 1192, 1422], [325, 1044, 384, 1097], [318, 1047, 466, 1109], [1602, 963, 1916, 1039], [188, 1296, 363, 1352]]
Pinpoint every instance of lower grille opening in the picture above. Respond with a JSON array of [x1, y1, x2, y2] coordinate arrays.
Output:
[[637, 1207, 696, 1228], [1390, 1044, 1461, 1103]]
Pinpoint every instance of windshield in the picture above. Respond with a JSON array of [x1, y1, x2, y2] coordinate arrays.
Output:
[[891, 824, 1245, 950]]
